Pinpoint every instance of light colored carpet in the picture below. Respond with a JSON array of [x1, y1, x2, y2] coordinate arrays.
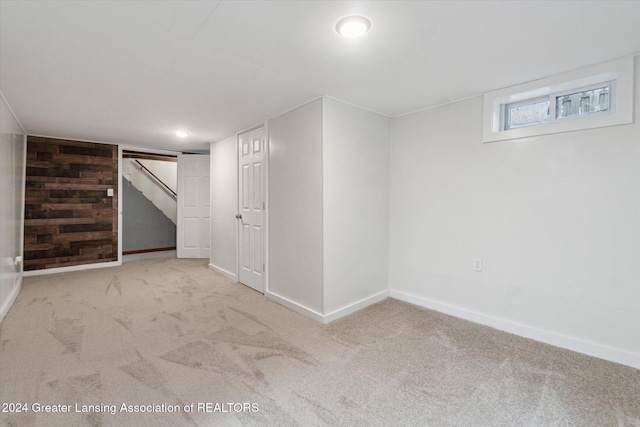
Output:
[[1, 258, 638, 426]]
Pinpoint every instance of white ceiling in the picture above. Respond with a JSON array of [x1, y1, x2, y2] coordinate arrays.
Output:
[[1, 1, 639, 152]]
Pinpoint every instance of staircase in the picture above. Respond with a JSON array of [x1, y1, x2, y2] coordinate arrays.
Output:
[[125, 159, 177, 224], [122, 177, 176, 252]]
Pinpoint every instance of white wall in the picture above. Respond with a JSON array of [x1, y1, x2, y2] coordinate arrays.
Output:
[[0, 92, 26, 323], [209, 135, 238, 279], [268, 99, 324, 315], [322, 98, 391, 315], [389, 56, 640, 368], [211, 98, 391, 321]]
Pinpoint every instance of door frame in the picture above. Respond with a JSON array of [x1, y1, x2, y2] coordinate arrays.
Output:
[[118, 145, 184, 262], [122, 150, 177, 255]]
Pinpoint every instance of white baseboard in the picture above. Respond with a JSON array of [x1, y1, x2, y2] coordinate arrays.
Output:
[[208, 263, 237, 281], [266, 289, 390, 324], [323, 290, 390, 324], [23, 260, 121, 277], [390, 289, 640, 370], [0, 276, 22, 324], [265, 291, 325, 323]]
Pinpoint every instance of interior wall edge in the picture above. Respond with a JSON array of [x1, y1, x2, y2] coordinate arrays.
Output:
[[0, 276, 22, 324], [321, 97, 391, 314], [322, 290, 390, 324], [209, 135, 238, 279], [267, 98, 324, 313], [209, 96, 323, 146], [322, 95, 392, 119], [267, 289, 391, 325], [390, 289, 640, 370], [265, 291, 325, 324], [118, 146, 123, 262], [0, 90, 26, 134], [0, 92, 26, 325]]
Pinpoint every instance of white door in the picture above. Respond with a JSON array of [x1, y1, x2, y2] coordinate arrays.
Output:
[[177, 154, 210, 258], [238, 127, 265, 292]]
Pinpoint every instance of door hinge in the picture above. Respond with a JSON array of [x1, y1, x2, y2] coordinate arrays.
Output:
[[263, 263, 265, 272], [263, 201, 265, 210]]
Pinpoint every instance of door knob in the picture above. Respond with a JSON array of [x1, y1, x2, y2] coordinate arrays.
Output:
[[236, 214, 242, 219]]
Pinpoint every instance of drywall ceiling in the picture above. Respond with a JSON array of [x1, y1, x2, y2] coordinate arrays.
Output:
[[1, 1, 639, 151]]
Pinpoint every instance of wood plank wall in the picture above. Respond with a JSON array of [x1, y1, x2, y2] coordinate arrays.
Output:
[[24, 136, 118, 271]]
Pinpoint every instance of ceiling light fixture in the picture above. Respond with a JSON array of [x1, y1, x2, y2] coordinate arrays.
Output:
[[173, 130, 190, 138], [335, 15, 371, 38]]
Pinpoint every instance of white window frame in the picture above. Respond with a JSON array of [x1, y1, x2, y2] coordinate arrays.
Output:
[[483, 56, 634, 143]]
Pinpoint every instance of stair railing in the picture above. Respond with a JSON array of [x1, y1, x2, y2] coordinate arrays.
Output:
[[134, 160, 177, 199]]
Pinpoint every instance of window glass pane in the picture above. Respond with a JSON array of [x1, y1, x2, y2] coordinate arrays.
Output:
[[505, 100, 550, 130], [556, 86, 609, 119]]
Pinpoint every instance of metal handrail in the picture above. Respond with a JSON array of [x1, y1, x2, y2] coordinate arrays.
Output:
[[134, 160, 177, 199]]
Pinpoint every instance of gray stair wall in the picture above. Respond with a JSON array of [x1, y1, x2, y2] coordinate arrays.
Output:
[[123, 177, 176, 252]]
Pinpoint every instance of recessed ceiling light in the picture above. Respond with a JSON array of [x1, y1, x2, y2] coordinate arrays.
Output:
[[336, 15, 371, 38], [173, 130, 190, 138]]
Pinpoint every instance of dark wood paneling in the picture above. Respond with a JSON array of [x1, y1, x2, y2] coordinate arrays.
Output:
[[24, 136, 118, 271]]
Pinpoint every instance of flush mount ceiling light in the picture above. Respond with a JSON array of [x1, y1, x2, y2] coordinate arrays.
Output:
[[335, 15, 371, 38], [173, 130, 190, 138]]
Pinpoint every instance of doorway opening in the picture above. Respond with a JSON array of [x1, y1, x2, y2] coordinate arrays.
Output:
[[122, 151, 178, 256]]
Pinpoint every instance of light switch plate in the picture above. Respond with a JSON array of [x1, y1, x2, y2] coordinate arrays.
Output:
[[107, 188, 114, 197]]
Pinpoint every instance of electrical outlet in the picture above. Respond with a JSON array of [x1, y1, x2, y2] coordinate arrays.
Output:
[[474, 258, 482, 272], [107, 188, 114, 197]]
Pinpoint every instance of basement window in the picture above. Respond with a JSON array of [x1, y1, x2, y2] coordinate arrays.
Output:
[[502, 83, 613, 131], [504, 97, 550, 130], [483, 56, 634, 143], [555, 85, 610, 119]]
